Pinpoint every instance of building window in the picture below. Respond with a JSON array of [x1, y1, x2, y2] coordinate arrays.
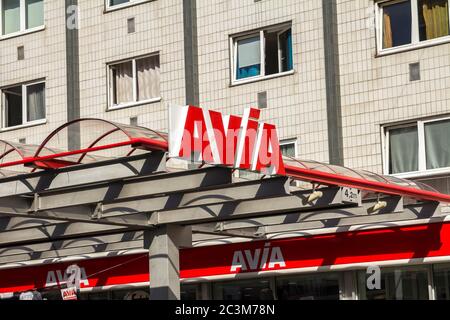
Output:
[[280, 139, 297, 158], [384, 117, 450, 177], [433, 264, 450, 300], [106, 0, 149, 10], [213, 279, 274, 300], [2, 81, 45, 129], [231, 24, 293, 83], [1, 0, 44, 36], [276, 273, 341, 300], [108, 54, 160, 109], [109, 0, 130, 6], [377, 0, 450, 53], [357, 266, 430, 300]]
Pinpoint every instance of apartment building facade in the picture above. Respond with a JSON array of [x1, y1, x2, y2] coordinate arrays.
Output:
[[4, 0, 449, 191], [1, 0, 450, 300]]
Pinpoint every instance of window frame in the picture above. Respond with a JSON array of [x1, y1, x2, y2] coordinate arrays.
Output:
[[356, 264, 433, 300], [107, 53, 161, 111], [0, 0, 45, 39], [230, 23, 294, 85], [280, 138, 298, 159], [104, 0, 152, 12], [1, 79, 46, 131], [383, 115, 450, 178], [376, 0, 450, 55]]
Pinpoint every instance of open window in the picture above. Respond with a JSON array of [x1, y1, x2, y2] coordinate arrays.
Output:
[[232, 24, 293, 83], [2, 81, 45, 129]]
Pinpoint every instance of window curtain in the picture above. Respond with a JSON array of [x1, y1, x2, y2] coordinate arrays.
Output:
[[279, 29, 293, 72], [2, 0, 20, 35], [26, 83, 45, 121], [26, 0, 44, 29], [137, 55, 160, 101], [383, 11, 393, 48], [425, 120, 450, 169], [286, 29, 293, 71], [113, 62, 133, 104], [237, 36, 261, 79], [389, 127, 418, 174], [420, 0, 449, 40]]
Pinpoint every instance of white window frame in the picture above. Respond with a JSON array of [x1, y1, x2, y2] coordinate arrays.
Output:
[[376, 0, 450, 55], [0, 0, 45, 40], [383, 115, 450, 179], [230, 24, 294, 85], [107, 53, 161, 111], [280, 138, 298, 158], [105, 0, 151, 12], [1, 80, 46, 131], [280, 138, 299, 187]]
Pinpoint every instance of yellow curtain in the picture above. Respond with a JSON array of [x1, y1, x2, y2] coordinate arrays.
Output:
[[422, 0, 449, 40], [383, 12, 393, 48]]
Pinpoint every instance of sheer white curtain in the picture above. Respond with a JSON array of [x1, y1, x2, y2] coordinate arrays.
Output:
[[425, 120, 450, 169], [26, 82, 45, 121], [389, 127, 418, 174], [113, 61, 133, 104], [26, 0, 44, 29], [137, 55, 160, 101], [2, 0, 20, 35]]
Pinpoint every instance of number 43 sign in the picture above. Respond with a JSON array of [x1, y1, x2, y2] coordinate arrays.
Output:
[[60, 264, 81, 300]]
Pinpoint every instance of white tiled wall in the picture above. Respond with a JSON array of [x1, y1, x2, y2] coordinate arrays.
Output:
[[0, 0, 67, 148], [195, 0, 330, 163], [2, 0, 449, 177], [337, 0, 450, 174], [78, 0, 186, 133]]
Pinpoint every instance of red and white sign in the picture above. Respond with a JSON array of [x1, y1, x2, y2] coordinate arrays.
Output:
[[61, 287, 78, 300], [169, 105, 285, 175], [1, 221, 450, 293]]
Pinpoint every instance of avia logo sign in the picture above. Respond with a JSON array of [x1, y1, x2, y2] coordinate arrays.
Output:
[[45, 267, 89, 288], [230, 243, 286, 273], [169, 105, 285, 175]]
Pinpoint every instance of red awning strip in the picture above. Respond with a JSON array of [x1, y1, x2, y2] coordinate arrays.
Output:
[[0, 138, 168, 169]]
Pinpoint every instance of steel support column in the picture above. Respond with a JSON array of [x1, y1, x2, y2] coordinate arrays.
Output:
[[145, 226, 192, 300]]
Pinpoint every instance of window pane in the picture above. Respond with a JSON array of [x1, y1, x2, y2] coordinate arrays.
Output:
[[389, 126, 418, 174], [276, 273, 340, 300], [279, 29, 293, 72], [382, 1, 412, 48], [419, 0, 449, 41], [110, 0, 129, 6], [4, 85, 23, 127], [281, 143, 296, 158], [26, 82, 45, 122], [2, 0, 20, 35], [265, 31, 279, 75], [181, 284, 199, 300], [137, 55, 160, 101], [213, 279, 274, 300], [111, 61, 133, 105], [236, 36, 261, 79], [433, 264, 450, 300], [425, 119, 450, 170], [358, 267, 429, 300], [26, 0, 44, 29]]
